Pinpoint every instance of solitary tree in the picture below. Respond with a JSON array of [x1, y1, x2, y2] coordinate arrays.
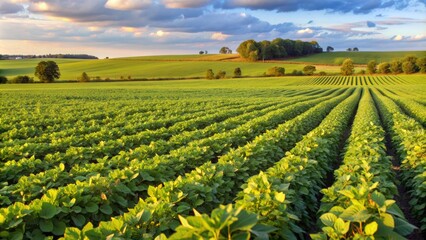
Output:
[[206, 69, 214, 79], [35, 61, 60, 83], [78, 72, 90, 82], [346, 48, 352, 52], [303, 65, 316, 75], [326, 46, 334, 52], [353, 47, 359, 51], [367, 60, 377, 74], [233, 67, 242, 78], [377, 62, 391, 74], [199, 51, 205, 55], [340, 59, 354, 75]]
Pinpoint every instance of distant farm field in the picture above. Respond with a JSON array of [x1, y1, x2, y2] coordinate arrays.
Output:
[[0, 75, 425, 239], [1, 51, 425, 81], [0, 57, 327, 80]]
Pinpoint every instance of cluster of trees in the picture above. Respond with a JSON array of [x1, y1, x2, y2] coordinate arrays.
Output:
[[236, 39, 323, 61], [340, 55, 425, 76], [0, 54, 98, 60], [366, 56, 426, 74], [206, 69, 232, 79], [219, 47, 232, 54], [347, 47, 359, 52], [199, 51, 208, 55]]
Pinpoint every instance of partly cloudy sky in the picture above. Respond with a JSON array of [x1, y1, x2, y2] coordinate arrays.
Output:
[[0, 0, 425, 58]]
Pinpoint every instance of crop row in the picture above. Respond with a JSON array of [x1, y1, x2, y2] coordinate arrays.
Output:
[[306, 76, 408, 86], [60, 88, 355, 239], [372, 89, 426, 232], [200, 88, 361, 239], [312, 89, 414, 239], [0, 89, 349, 238], [0, 88, 339, 207]]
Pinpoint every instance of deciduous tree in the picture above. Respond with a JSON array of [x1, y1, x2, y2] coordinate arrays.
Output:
[[367, 60, 377, 74], [303, 65, 316, 75], [340, 59, 354, 75], [35, 61, 60, 83]]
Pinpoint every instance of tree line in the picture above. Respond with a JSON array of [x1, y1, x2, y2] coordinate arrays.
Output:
[[0, 54, 98, 60], [236, 38, 323, 61], [340, 55, 426, 75]]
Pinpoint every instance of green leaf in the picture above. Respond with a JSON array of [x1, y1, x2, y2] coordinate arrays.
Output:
[[64, 228, 81, 239], [371, 191, 386, 207], [231, 211, 258, 231], [100, 204, 113, 215], [40, 202, 57, 219], [393, 217, 417, 236], [71, 214, 86, 227], [274, 192, 285, 203], [334, 218, 349, 235], [365, 222, 378, 235], [232, 232, 250, 240], [338, 190, 355, 199], [320, 213, 337, 227], [251, 224, 277, 239], [40, 219, 54, 232], [85, 202, 99, 213], [382, 213, 395, 228], [310, 233, 327, 240], [340, 205, 371, 222], [52, 221, 67, 236]]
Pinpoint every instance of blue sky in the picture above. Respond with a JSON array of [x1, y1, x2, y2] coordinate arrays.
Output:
[[0, 0, 425, 58]]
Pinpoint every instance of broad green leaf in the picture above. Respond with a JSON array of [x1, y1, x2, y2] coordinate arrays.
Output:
[[100, 204, 113, 215], [365, 222, 378, 235], [52, 221, 67, 236], [40, 202, 57, 219], [340, 205, 371, 222], [382, 213, 395, 228], [71, 214, 86, 227], [334, 218, 349, 235], [64, 228, 81, 239], [393, 217, 416, 236], [231, 211, 258, 231], [40, 219, 53, 232], [85, 202, 99, 213], [371, 191, 386, 207], [310, 233, 327, 240], [274, 192, 285, 203], [232, 232, 250, 240], [320, 213, 337, 227]]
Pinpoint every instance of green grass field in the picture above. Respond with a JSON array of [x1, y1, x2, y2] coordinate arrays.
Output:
[[1, 51, 424, 81]]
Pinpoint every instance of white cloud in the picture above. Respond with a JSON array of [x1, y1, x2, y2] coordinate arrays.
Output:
[[392, 35, 404, 41], [150, 30, 169, 37], [297, 28, 313, 34], [163, 0, 212, 8], [411, 34, 426, 41], [105, 0, 152, 11], [211, 32, 229, 40]]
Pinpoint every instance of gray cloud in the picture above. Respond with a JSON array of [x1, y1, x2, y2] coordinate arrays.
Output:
[[0, 2, 24, 14], [220, 0, 414, 14]]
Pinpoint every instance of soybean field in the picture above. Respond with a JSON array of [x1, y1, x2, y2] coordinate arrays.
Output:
[[0, 76, 425, 239]]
